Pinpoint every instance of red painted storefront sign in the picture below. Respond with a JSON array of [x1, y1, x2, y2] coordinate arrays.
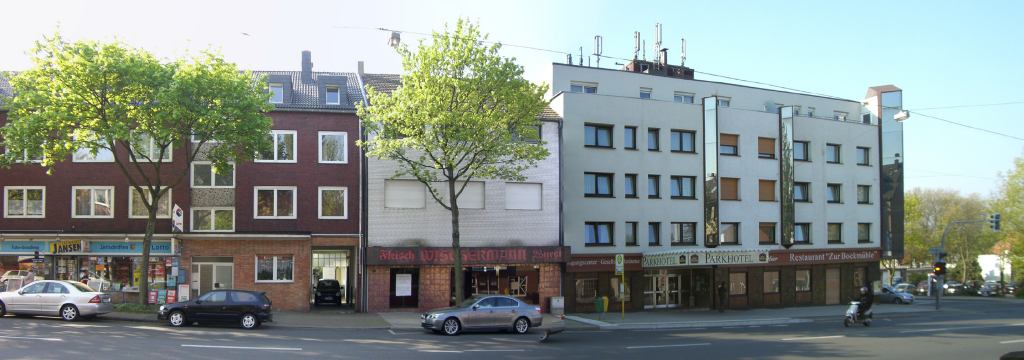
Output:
[[767, 249, 881, 265], [366, 246, 570, 266], [567, 254, 643, 272]]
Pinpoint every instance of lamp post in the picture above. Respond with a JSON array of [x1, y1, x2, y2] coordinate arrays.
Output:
[[1001, 249, 1008, 296]]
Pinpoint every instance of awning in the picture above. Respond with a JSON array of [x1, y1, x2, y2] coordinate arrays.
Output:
[[642, 248, 773, 268]]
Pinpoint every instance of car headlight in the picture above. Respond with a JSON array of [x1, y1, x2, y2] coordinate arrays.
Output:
[[159, 305, 166, 311], [316, 292, 321, 296], [428, 313, 441, 319]]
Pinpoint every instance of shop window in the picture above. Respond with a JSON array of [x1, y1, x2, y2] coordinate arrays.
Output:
[[796, 269, 811, 292], [575, 278, 598, 303], [256, 255, 294, 282], [4, 186, 44, 218], [729, 272, 747, 295], [130, 188, 171, 219], [612, 276, 630, 302], [391, 268, 419, 308], [764, 271, 780, 293]]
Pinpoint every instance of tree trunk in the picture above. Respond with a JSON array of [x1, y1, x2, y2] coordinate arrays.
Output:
[[449, 179, 464, 304], [138, 202, 158, 305]]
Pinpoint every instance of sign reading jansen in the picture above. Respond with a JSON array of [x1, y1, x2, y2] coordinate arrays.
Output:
[[50, 240, 83, 255], [643, 250, 770, 268]]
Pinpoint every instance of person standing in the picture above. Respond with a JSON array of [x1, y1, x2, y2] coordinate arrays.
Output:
[[717, 282, 729, 313], [24, 266, 37, 285]]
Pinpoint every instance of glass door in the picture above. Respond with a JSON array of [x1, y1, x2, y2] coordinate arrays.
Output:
[[644, 270, 682, 309]]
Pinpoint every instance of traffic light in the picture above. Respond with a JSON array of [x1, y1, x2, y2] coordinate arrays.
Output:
[[934, 261, 947, 276], [990, 213, 1001, 231]]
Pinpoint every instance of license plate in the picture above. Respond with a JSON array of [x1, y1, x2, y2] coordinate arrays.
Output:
[[324, 297, 333, 300], [102, 298, 110, 303]]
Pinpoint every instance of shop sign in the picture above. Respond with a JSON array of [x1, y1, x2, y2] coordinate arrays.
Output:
[[49, 240, 82, 255], [367, 246, 570, 266], [567, 254, 643, 272], [642, 250, 770, 268], [171, 204, 184, 233], [89, 241, 175, 255], [0, 241, 45, 253], [767, 249, 880, 265]]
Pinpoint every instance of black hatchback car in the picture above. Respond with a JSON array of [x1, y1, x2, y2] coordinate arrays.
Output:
[[158, 289, 273, 329], [313, 279, 343, 305]]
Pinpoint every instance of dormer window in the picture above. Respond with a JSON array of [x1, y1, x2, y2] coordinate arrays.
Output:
[[326, 85, 341, 105], [269, 83, 284, 104]]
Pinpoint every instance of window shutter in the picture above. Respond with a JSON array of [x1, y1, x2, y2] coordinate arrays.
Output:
[[758, 137, 775, 156], [384, 180, 425, 208], [759, 180, 776, 201], [505, 183, 542, 210], [720, 134, 738, 147], [721, 177, 738, 200]]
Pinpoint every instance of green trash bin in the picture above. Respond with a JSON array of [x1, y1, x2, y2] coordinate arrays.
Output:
[[594, 297, 605, 313]]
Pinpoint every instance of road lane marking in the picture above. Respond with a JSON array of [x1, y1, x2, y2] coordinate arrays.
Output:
[[627, 343, 710, 349], [1000, 339, 1024, 344], [782, 335, 844, 341], [182, 345, 301, 351], [0, 335, 61, 341], [465, 350, 526, 352], [420, 350, 463, 353], [900, 324, 1024, 334], [632, 328, 706, 332]]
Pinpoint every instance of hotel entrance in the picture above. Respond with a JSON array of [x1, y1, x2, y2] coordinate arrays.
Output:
[[643, 268, 711, 309]]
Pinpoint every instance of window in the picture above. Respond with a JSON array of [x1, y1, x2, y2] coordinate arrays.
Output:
[[384, 180, 425, 208], [326, 85, 341, 105], [826, 144, 841, 163], [834, 111, 847, 121], [639, 88, 652, 99], [8, 147, 44, 163], [575, 278, 597, 303], [570, 83, 597, 94], [624, 174, 637, 198], [794, 141, 809, 161], [132, 134, 172, 162], [511, 125, 541, 143], [857, 185, 871, 204], [505, 183, 542, 210], [443, 181, 485, 209], [625, 222, 638, 246], [584, 173, 613, 197], [764, 271, 780, 293], [856, 147, 870, 166], [862, 113, 871, 124], [670, 130, 695, 152], [648, 222, 660, 245], [674, 92, 695, 103], [258, 130, 297, 162], [5, 186, 44, 218], [721, 177, 739, 200], [858, 223, 871, 243], [759, 223, 776, 244], [794, 182, 810, 202], [73, 135, 114, 162], [670, 176, 695, 199], [671, 222, 696, 245], [192, 208, 234, 232], [721, 223, 739, 244], [758, 137, 775, 159], [585, 222, 613, 246], [624, 126, 637, 150], [647, 175, 660, 198], [612, 276, 630, 302], [318, 187, 347, 219], [795, 270, 811, 292], [828, 223, 842, 244], [256, 255, 294, 282], [792, 106, 801, 116], [827, 184, 842, 203], [718, 98, 730, 107], [72, 186, 114, 218], [807, 107, 815, 117], [729, 272, 746, 295], [254, 186, 296, 219], [720, 134, 738, 155], [269, 83, 284, 103], [584, 125, 612, 148], [759, 180, 776, 201], [191, 162, 235, 188], [647, 128, 659, 151], [794, 223, 811, 244], [319, 132, 348, 163], [129, 188, 171, 219]]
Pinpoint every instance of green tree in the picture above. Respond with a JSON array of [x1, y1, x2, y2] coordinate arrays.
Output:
[[0, 33, 274, 304], [357, 19, 550, 304], [903, 188, 998, 283], [992, 150, 1024, 281]]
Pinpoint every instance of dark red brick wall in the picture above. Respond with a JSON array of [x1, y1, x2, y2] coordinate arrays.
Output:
[[367, 265, 392, 312], [419, 265, 450, 311], [367, 264, 564, 313]]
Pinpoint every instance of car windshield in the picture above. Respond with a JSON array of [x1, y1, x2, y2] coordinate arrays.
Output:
[[318, 280, 340, 289], [456, 296, 485, 308]]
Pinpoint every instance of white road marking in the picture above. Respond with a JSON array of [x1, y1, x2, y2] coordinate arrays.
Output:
[[0, 335, 62, 341], [181, 345, 301, 351], [417, 349, 526, 353], [900, 323, 1024, 334], [627, 343, 710, 349], [748, 326, 761, 328], [59, 324, 110, 328], [420, 350, 463, 353], [631, 328, 706, 332], [1000, 339, 1024, 344], [465, 350, 526, 352], [771, 325, 789, 327], [782, 335, 845, 341]]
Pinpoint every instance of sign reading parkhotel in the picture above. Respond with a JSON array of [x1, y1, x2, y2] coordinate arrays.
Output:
[[767, 249, 881, 265], [642, 251, 770, 268], [367, 246, 570, 266]]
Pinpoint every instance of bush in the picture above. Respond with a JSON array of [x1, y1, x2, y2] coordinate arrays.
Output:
[[1015, 291, 1024, 299], [113, 303, 159, 312]]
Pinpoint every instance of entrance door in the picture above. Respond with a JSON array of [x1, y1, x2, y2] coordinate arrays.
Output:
[[312, 250, 349, 303], [644, 271, 682, 309], [826, 268, 841, 305], [191, 262, 233, 300]]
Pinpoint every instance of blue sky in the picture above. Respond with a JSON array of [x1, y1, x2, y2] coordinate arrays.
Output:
[[1, 0, 1021, 198]]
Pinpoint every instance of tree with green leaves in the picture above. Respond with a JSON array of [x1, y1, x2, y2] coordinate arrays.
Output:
[[903, 188, 998, 283], [0, 33, 274, 304], [992, 150, 1024, 282], [357, 19, 550, 304]]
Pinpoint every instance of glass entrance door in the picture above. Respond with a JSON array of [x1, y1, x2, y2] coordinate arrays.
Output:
[[644, 270, 681, 309], [191, 262, 233, 300]]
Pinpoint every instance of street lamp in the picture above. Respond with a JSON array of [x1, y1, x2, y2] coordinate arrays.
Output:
[[1001, 249, 1009, 296]]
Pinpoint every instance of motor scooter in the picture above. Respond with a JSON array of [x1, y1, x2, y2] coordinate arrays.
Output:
[[844, 301, 873, 327]]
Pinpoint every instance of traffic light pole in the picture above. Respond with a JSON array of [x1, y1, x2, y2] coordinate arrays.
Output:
[[936, 219, 997, 310]]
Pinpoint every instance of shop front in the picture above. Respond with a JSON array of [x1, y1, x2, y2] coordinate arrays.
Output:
[[643, 249, 771, 311], [762, 248, 881, 308], [564, 254, 643, 313], [366, 246, 568, 313]]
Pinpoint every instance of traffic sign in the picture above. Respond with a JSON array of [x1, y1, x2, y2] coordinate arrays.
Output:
[[32, 258, 44, 263], [615, 254, 624, 275]]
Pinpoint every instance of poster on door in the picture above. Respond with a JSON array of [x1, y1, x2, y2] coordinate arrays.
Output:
[[395, 274, 412, 297], [167, 289, 177, 304], [177, 285, 190, 302]]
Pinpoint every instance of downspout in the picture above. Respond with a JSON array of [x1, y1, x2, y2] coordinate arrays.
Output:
[[356, 63, 369, 313]]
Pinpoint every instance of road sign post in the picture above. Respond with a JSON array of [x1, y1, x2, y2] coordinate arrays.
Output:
[[615, 254, 624, 319]]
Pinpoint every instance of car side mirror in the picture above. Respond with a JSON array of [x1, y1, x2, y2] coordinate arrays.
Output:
[[195, 300, 202, 305], [473, 305, 480, 310], [18, 290, 24, 295]]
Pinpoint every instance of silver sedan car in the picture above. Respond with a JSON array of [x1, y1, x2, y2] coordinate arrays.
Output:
[[422, 294, 543, 335], [0, 280, 113, 321]]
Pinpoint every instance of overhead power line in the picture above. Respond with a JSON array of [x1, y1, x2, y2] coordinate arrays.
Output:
[[911, 111, 1024, 141], [909, 101, 1024, 111]]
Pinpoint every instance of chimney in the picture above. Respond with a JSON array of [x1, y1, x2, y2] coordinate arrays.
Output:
[[301, 50, 313, 84], [358, 61, 364, 76]]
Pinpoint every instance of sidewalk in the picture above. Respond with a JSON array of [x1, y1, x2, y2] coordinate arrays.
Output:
[[102, 296, 1019, 331]]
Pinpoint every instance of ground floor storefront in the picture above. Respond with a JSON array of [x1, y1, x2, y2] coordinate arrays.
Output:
[[180, 235, 360, 312], [365, 246, 568, 313]]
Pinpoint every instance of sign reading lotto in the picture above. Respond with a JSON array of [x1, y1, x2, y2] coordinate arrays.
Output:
[[767, 249, 881, 265], [567, 254, 643, 272], [642, 250, 771, 268], [366, 246, 570, 266], [49, 240, 83, 254]]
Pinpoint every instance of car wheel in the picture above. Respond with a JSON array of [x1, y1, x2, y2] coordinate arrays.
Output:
[[61, 305, 79, 321], [894, 298, 903, 304], [169, 310, 187, 327], [443, 317, 461, 336], [514, 317, 531, 334], [0, 301, 6, 317], [240, 313, 259, 330]]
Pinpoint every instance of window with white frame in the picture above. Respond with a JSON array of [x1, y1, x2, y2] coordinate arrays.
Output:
[[132, 133, 172, 162], [72, 186, 114, 218], [570, 82, 597, 94], [191, 162, 235, 188], [8, 147, 44, 163], [257, 130, 297, 162], [255, 186, 296, 219], [5, 186, 44, 218], [256, 255, 293, 282], [326, 85, 341, 105], [674, 92, 695, 103], [833, 111, 848, 121], [130, 188, 171, 219], [73, 132, 114, 162], [505, 182, 542, 210], [384, 180, 426, 208], [318, 187, 347, 219], [269, 83, 284, 104], [191, 207, 234, 232], [639, 88, 652, 99], [318, 131, 348, 163], [718, 98, 730, 107]]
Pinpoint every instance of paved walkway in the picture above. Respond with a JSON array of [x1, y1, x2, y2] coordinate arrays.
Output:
[[101, 296, 1020, 331]]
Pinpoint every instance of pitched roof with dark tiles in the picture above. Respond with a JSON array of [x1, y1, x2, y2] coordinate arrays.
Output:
[[250, 71, 364, 110], [359, 73, 561, 120]]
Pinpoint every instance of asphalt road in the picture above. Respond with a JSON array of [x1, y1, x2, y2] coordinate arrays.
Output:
[[1, 299, 1023, 359]]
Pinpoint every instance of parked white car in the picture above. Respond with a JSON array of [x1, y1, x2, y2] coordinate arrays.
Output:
[[1, 270, 28, 285], [0, 280, 113, 321]]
